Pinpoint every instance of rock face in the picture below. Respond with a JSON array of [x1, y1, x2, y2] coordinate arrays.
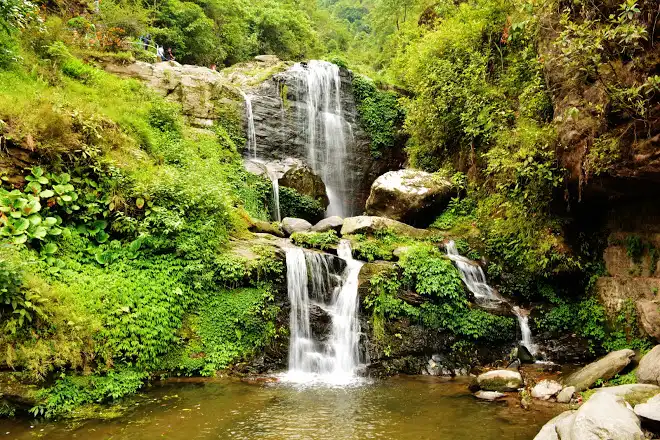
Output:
[[570, 392, 643, 440], [105, 61, 244, 127], [477, 370, 523, 392], [341, 216, 433, 239], [637, 299, 660, 341], [638, 345, 660, 386], [311, 216, 343, 233], [279, 164, 329, 209], [564, 349, 635, 391], [531, 380, 563, 400], [364, 170, 454, 227], [281, 218, 312, 236], [248, 219, 284, 237]]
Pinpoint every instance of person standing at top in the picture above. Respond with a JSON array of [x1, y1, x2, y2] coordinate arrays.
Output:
[[156, 45, 164, 62], [167, 48, 175, 61]]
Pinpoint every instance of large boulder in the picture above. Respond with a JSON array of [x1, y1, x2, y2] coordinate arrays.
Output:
[[248, 219, 285, 237], [634, 394, 660, 430], [531, 380, 563, 400], [638, 345, 660, 386], [637, 300, 660, 341], [595, 384, 660, 405], [569, 392, 643, 440], [533, 411, 576, 440], [311, 216, 343, 233], [341, 216, 433, 239], [563, 349, 635, 391], [476, 370, 523, 392], [281, 218, 312, 236], [365, 169, 454, 227], [279, 164, 329, 209]]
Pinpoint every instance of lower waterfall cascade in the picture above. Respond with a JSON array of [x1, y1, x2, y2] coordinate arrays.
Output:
[[282, 240, 365, 385], [445, 241, 538, 356]]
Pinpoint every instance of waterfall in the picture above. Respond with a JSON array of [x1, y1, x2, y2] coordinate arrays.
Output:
[[266, 168, 281, 222], [291, 60, 352, 218], [513, 307, 537, 355], [283, 240, 364, 385], [445, 241, 538, 356], [445, 241, 505, 308], [242, 92, 257, 159]]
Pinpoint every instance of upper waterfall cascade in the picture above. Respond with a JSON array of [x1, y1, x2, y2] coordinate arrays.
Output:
[[290, 60, 354, 218], [283, 240, 364, 385], [445, 241, 537, 356]]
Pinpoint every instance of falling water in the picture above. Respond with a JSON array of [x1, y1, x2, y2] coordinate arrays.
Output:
[[283, 240, 364, 385], [445, 241, 505, 308], [513, 307, 537, 355], [266, 168, 281, 222], [445, 241, 538, 356], [242, 92, 257, 158], [291, 60, 352, 218]]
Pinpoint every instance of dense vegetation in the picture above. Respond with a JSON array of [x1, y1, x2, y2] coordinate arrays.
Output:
[[1, 0, 657, 420]]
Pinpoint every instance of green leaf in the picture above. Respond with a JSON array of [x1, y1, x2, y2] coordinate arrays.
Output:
[[39, 189, 54, 198], [13, 218, 29, 232], [42, 242, 58, 255], [31, 166, 43, 178], [32, 226, 48, 239], [43, 217, 57, 227], [27, 214, 42, 226], [136, 198, 145, 209], [96, 231, 109, 243], [13, 234, 27, 244]]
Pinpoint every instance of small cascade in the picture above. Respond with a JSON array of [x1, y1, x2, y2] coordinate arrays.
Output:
[[513, 307, 537, 355], [445, 241, 538, 357], [241, 92, 257, 158], [445, 241, 505, 309], [266, 168, 281, 222], [290, 60, 352, 218], [283, 240, 364, 385]]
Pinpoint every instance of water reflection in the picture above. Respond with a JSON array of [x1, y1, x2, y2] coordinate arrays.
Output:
[[2, 376, 559, 440]]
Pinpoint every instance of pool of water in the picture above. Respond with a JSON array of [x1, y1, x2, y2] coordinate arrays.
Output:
[[1, 376, 558, 440]]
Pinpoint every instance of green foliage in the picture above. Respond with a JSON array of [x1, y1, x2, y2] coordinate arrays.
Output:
[[30, 368, 148, 419], [430, 197, 476, 231], [352, 74, 405, 157], [291, 230, 339, 250], [0, 257, 48, 334], [399, 245, 464, 301], [278, 186, 325, 223]]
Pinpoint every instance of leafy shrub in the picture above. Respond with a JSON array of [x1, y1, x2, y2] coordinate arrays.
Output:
[[278, 186, 324, 223], [291, 230, 339, 250], [352, 75, 405, 157]]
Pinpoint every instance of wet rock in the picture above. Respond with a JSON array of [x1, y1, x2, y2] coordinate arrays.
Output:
[[357, 261, 397, 298], [516, 345, 535, 364], [475, 391, 506, 401], [279, 164, 329, 209], [595, 384, 660, 405], [531, 380, 563, 400], [637, 345, 660, 386], [341, 216, 433, 239], [537, 332, 594, 364], [282, 217, 312, 236], [533, 410, 576, 440], [556, 386, 576, 403], [255, 55, 279, 63], [634, 394, 660, 431], [365, 169, 454, 227], [311, 216, 343, 233], [249, 220, 285, 237], [309, 304, 332, 341], [570, 392, 643, 440], [637, 300, 660, 341], [563, 349, 635, 392], [477, 370, 523, 392]]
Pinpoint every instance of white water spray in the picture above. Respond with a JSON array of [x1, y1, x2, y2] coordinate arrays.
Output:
[[513, 307, 537, 355], [445, 241, 505, 308], [241, 92, 257, 159], [283, 240, 364, 385], [291, 60, 352, 218], [445, 241, 537, 356]]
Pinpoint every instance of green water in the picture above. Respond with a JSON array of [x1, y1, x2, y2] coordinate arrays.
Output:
[[1, 376, 558, 440]]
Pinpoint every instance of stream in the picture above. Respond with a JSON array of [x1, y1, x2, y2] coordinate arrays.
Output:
[[1, 377, 561, 439]]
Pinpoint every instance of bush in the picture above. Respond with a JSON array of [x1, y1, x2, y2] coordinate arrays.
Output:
[[278, 186, 325, 223], [291, 230, 339, 250]]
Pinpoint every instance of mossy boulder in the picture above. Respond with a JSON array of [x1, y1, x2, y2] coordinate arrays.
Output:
[[279, 164, 329, 209], [341, 216, 433, 239], [365, 169, 454, 227], [476, 370, 523, 392], [638, 345, 660, 386]]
